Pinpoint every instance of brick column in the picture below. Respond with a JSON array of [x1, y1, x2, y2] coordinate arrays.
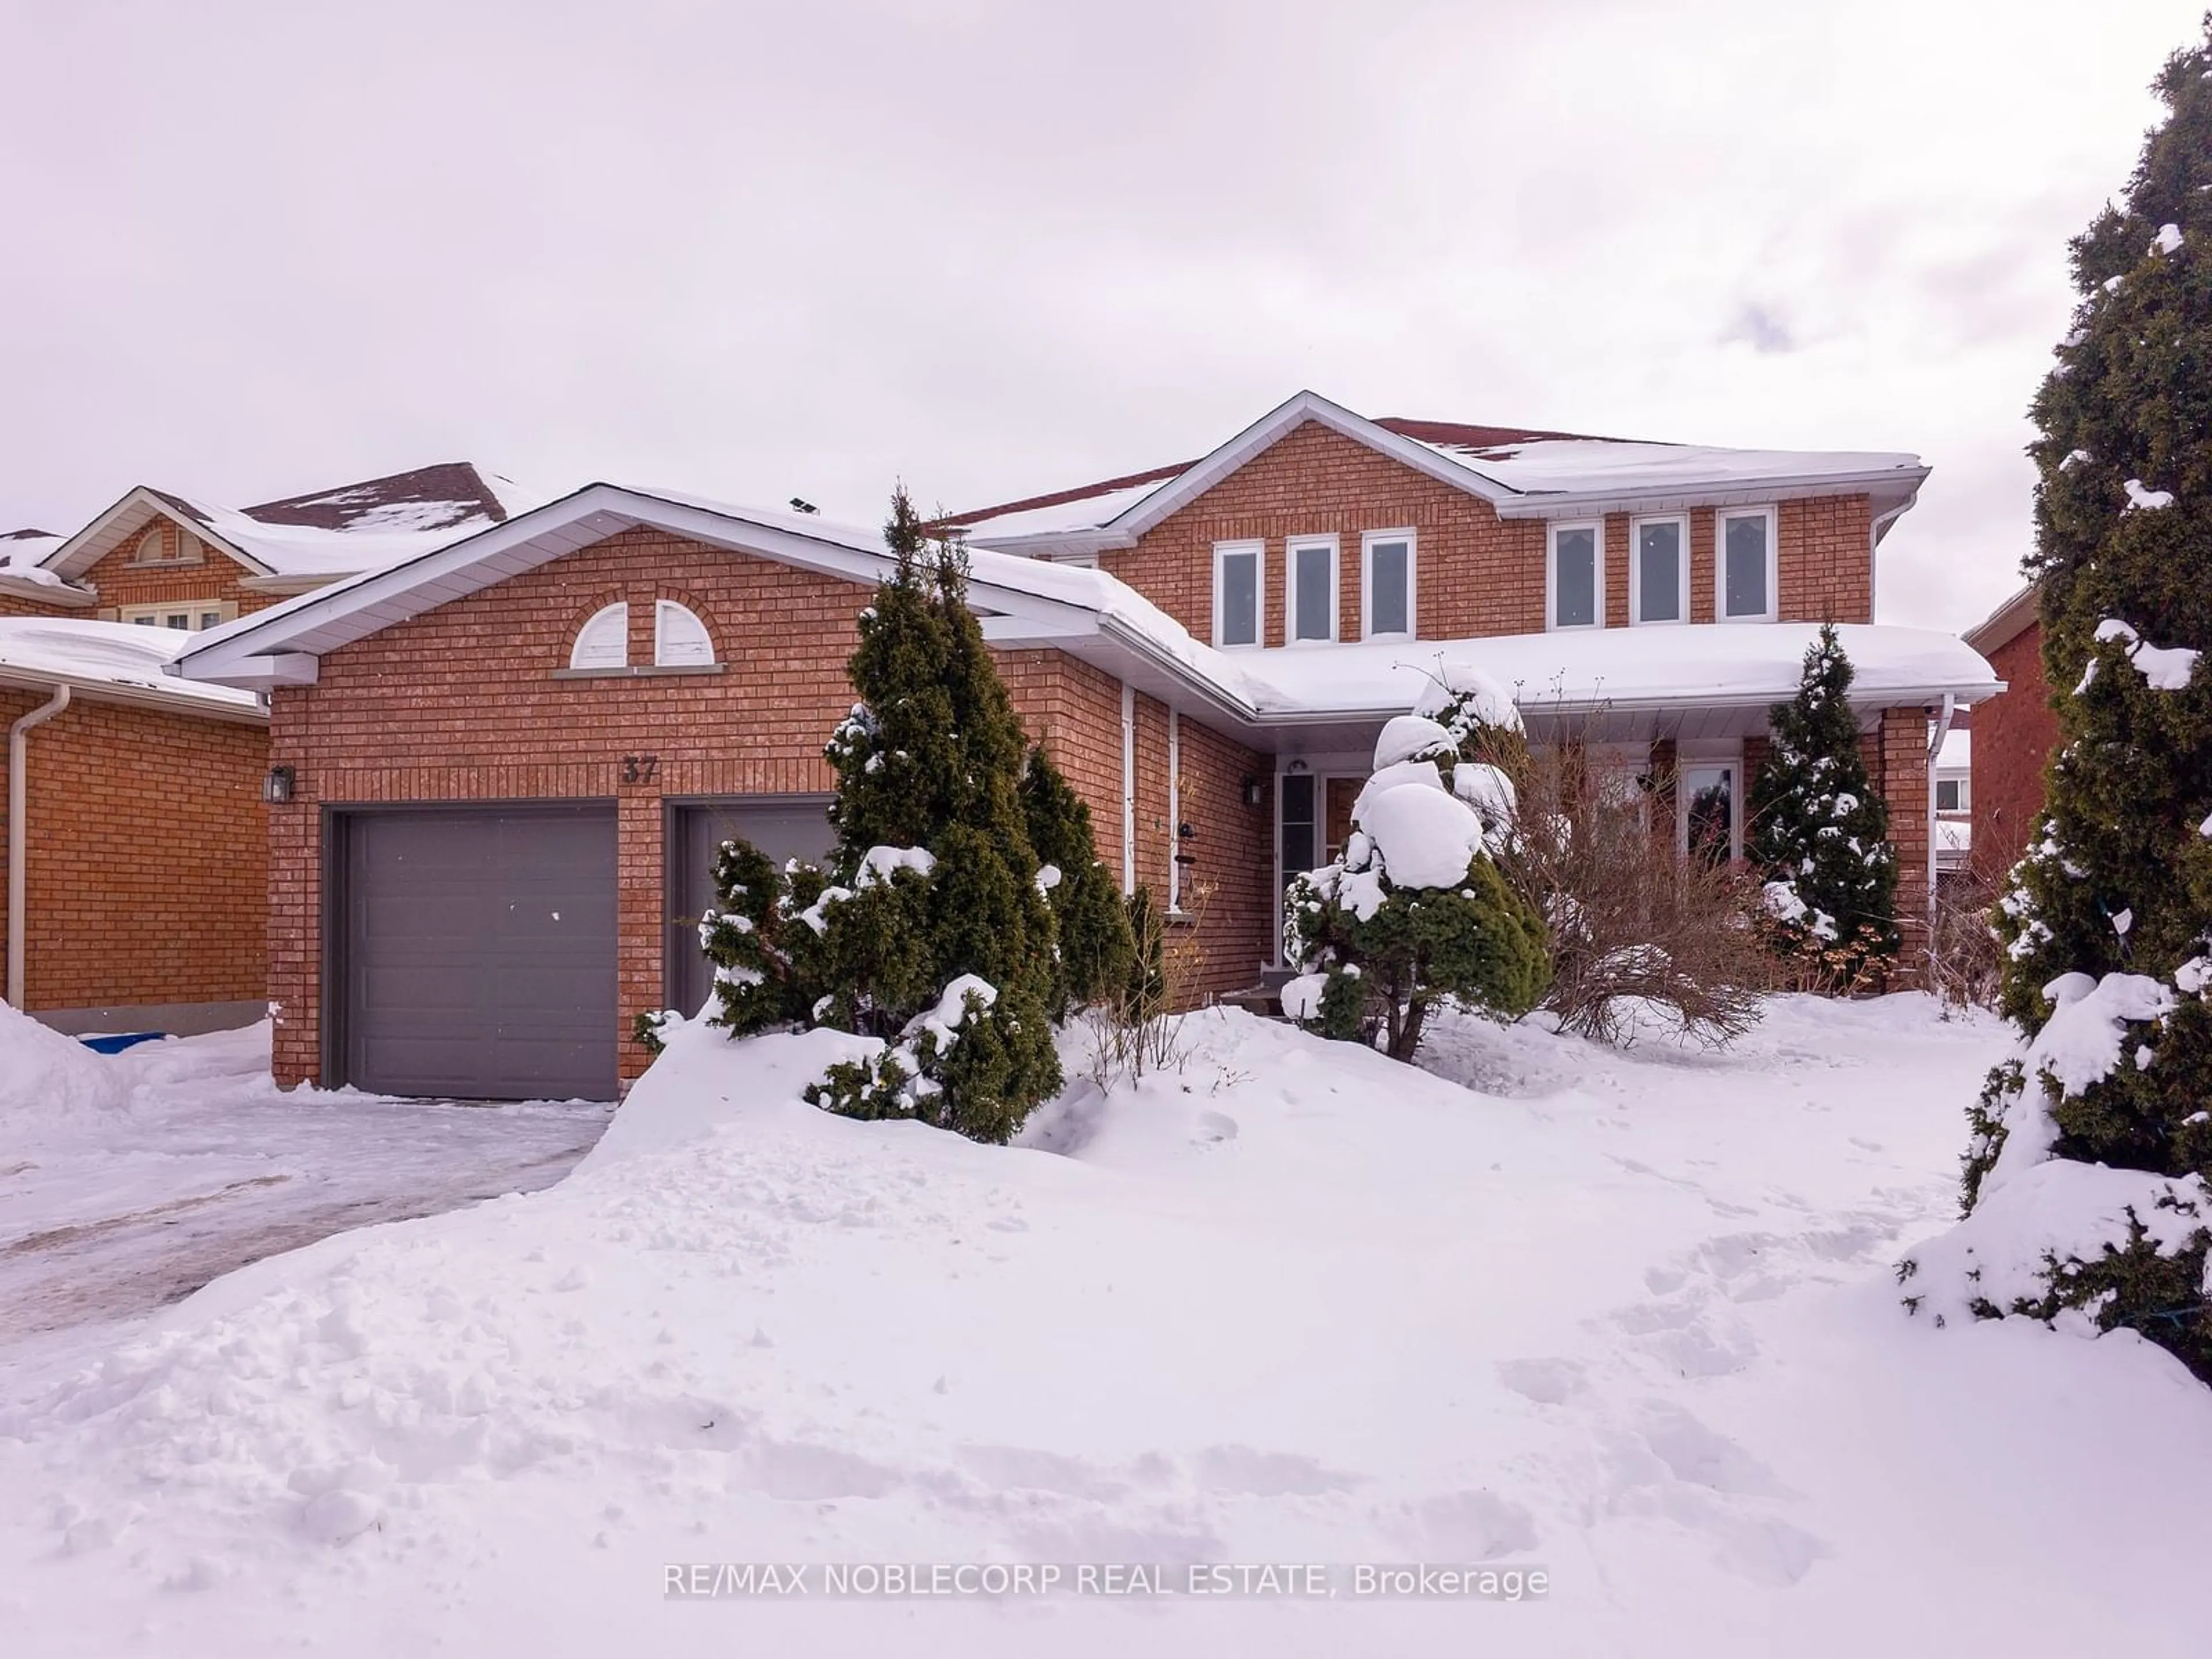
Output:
[[617, 787, 665, 1085], [1648, 737, 1678, 850], [1879, 706, 1931, 982]]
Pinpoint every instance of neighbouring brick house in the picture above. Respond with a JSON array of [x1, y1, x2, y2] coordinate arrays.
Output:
[[0, 463, 532, 1032], [1, 618, 268, 1033], [178, 392, 1998, 1102], [1962, 583, 2056, 886]]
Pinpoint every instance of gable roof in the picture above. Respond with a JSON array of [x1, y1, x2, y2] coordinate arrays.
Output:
[[949, 389, 1930, 556], [171, 481, 1998, 747], [1963, 581, 2039, 657], [171, 484, 1116, 690], [36, 463, 540, 589]]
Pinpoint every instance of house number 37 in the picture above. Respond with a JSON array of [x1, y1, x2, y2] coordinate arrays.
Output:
[[620, 753, 659, 784]]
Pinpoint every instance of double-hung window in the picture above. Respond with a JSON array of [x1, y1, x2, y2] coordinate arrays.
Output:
[[1213, 541, 1264, 648], [1936, 777, 1968, 813], [1631, 515, 1689, 624], [1286, 536, 1338, 645], [1718, 506, 1778, 622], [1547, 521, 1603, 630], [1361, 530, 1415, 639]]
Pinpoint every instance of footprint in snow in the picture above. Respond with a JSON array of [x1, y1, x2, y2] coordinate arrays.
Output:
[[1496, 1356, 1588, 1406]]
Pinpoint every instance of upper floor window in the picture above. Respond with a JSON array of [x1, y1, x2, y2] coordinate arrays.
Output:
[[569, 601, 629, 669], [120, 600, 233, 631], [1361, 531, 1415, 640], [1286, 536, 1338, 645], [1212, 541, 1263, 649], [1547, 521, 1604, 631], [1936, 775, 1969, 813], [654, 600, 715, 666], [1631, 515, 1688, 624], [1718, 506, 1777, 622], [131, 525, 189, 565]]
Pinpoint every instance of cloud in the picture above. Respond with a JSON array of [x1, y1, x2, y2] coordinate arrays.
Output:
[[0, 0, 2203, 633], [1721, 303, 1798, 354]]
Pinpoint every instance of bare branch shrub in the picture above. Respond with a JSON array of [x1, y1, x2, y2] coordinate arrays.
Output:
[[1083, 881, 1215, 1088], [1497, 747, 1770, 1047], [1928, 868, 2003, 1014]]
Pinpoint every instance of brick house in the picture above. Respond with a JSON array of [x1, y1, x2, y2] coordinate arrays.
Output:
[[177, 392, 1999, 1102], [2, 618, 268, 1033], [1962, 583, 2055, 885], [0, 464, 531, 1033]]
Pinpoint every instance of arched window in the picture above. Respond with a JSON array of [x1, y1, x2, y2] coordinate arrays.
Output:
[[134, 526, 169, 564], [654, 600, 714, 666], [569, 602, 628, 670]]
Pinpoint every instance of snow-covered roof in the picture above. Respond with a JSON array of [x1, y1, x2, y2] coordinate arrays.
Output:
[[175, 484, 1998, 747], [1936, 819, 1972, 854], [951, 391, 1929, 554], [0, 529, 76, 597], [0, 618, 265, 721], [1935, 727, 1972, 773], [36, 463, 542, 588]]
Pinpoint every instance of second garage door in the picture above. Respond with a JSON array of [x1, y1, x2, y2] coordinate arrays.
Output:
[[338, 804, 619, 1100]]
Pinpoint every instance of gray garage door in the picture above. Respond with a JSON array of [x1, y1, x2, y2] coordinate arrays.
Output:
[[666, 797, 835, 1020], [339, 804, 618, 1100]]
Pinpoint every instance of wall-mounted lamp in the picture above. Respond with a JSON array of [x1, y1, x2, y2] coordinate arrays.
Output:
[[263, 765, 296, 805], [1240, 777, 1264, 808], [1286, 757, 1310, 775], [1174, 821, 1197, 866]]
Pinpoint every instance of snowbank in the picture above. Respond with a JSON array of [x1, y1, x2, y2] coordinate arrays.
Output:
[[0, 1000, 127, 1141]]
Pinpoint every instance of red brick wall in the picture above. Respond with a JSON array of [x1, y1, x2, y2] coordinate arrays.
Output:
[[1097, 421, 1876, 644], [0, 690, 267, 1012], [1877, 705, 1931, 978], [1175, 715, 1274, 998], [78, 520, 286, 619], [265, 529, 1267, 1089], [1972, 620, 2057, 885]]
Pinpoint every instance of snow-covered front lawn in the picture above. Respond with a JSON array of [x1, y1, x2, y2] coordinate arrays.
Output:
[[3, 995, 2209, 1657]]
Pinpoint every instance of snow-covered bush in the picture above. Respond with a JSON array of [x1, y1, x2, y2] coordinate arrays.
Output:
[[1746, 623, 1899, 991], [1282, 668, 1548, 1062], [695, 491, 1061, 1143], [1906, 29, 2212, 1384]]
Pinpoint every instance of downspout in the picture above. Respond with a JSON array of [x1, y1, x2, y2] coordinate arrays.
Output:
[[8, 683, 71, 1009], [1925, 691, 1957, 984]]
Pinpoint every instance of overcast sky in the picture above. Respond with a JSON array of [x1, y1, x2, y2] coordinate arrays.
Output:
[[2, 0, 2201, 631]]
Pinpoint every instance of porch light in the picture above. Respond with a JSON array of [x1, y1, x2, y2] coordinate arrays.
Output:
[[1241, 777, 1263, 808], [263, 765, 296, 805]]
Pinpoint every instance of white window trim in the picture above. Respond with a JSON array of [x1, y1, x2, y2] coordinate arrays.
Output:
[[1284, 534, 1340, 646], [1715, 503, 1779, 623], [1936, 775, 1970, 813], [1211, 540, 1265, 650], [1544, 520, 1606, 632], [1359, 528, 1418, 641], [1676, 747, 1744, 861], [1630, 514, 1691, 626], [118, 599, 236, 631]]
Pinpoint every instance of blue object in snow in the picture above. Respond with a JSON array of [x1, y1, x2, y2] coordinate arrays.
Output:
[[78, 1031, 168, 1055]]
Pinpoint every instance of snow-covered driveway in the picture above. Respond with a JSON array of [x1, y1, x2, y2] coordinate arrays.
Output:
[[0, 1021, 610, 1379]]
